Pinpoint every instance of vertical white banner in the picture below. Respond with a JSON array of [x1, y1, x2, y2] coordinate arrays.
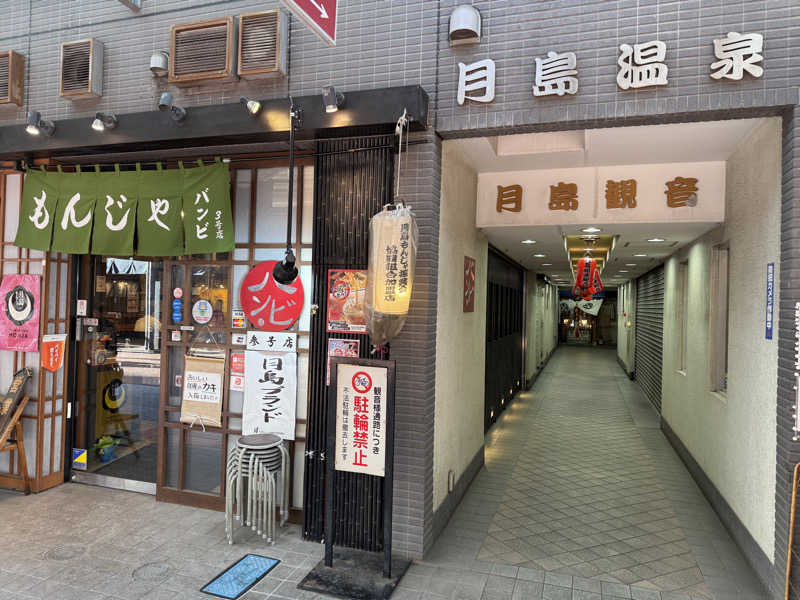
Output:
[[334, 363, 388, 477], [243, 350, 297, 440]]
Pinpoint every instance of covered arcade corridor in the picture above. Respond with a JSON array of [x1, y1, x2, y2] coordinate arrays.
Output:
[[402, 346, 768, 600]]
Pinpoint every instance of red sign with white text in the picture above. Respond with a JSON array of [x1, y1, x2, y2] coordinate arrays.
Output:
[[280, 0, 337, 46], [241, 261, 304, 332]]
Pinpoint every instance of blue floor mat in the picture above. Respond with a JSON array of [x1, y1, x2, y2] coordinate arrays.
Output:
[[201, 554, 280, 599]]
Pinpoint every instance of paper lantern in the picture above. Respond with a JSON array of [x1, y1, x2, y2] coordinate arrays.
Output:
[[365, 204, 418, 345]]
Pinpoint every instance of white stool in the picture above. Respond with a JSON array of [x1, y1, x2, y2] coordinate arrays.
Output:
[[225, 434, 290, 544]]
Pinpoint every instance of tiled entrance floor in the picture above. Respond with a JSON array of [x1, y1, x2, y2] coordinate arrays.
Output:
[[405, 346, 769, 600], [0, 346, 771, 600]]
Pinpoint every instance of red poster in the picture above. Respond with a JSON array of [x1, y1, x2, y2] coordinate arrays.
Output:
[[41, 334, 67, 372], [327, 270, 367, 333], [0, 274, 41, 352], [241, 261, 305, 332]]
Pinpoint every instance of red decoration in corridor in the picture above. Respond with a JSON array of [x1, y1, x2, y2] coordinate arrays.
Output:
[[572, 257, 603, 301]]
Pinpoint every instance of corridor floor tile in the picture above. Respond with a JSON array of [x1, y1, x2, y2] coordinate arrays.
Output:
[[417, 347, 769, 600]]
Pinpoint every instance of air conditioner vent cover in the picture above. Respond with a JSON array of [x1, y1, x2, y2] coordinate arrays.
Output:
[[59, 39, 103, 98], [238, 10, 288, 78], [170, 17, 236, 83]]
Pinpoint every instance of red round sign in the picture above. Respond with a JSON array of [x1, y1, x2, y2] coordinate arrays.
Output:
[[241, 260, 305, 332], [352, 371, 373, 394]]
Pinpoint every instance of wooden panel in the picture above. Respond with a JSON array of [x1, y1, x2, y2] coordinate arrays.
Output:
[[0, 171, 71, 494], [0, 51, 25, 106]]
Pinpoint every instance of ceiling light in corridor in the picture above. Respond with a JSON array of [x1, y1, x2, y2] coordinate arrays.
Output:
[[542, 263, 552, 266], [625, 263, 636, 266], [582, 227, 601, 233], [648, 237, 666, 243], [634, 253, 648, 257], [533, 253, 546, 258], [521, 239, 536, 244]]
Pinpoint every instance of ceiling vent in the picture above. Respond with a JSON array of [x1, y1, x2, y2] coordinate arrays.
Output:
[[170, 17, 237, 84], [238, 10, 288, 79], [59, 39, 103, 99], [0, 51, 24, 106]]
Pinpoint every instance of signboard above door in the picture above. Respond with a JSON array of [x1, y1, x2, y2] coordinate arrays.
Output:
[[477, 161, 726, 229], [280, 0, 338, 46]]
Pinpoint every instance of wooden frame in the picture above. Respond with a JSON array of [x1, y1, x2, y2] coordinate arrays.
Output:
[[154, 158, 313, 515], [0, 51, 25, 106], [59, 39, 104, 99], [238, 10, 288, 79], [170, 17, 237, 84], [0, 171, 72, 494]]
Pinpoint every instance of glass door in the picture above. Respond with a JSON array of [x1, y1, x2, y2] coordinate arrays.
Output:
[[72, 256, 163, 493]]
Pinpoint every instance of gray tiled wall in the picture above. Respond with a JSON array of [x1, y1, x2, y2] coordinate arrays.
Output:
[[2, 0, 800, 589]]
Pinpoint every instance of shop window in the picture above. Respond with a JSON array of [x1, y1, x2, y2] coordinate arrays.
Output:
[[711, 246, 729, 393], [159, 162, 314, 512], [677, 261, 689, 373]]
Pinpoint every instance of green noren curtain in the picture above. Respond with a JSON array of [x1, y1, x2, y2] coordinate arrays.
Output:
[[51, 168, 97, 255], [15, 160, 233, 257], [182, 160, 234, 255], [14, 168, 58, 251], [92, 166, 139, 256], [137, 165, 184, 257]]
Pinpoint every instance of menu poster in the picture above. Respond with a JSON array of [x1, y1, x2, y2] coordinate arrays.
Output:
[[327, 270, 368, 334], [327, 339, 360, 385]]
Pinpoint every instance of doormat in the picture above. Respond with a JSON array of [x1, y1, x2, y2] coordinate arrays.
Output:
[[298, 548, 411, 600], [201, 554, 280, 599]]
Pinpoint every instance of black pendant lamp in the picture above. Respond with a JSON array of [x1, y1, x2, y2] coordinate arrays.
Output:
[[273, 102, 302, 285]]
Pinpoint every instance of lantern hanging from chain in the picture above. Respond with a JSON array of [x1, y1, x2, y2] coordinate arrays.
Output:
[[572, 257, 603, 301], [365, 110, 419, 346]]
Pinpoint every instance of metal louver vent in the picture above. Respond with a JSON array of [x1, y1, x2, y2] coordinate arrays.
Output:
[[170, 17, 236, 84], [59, 39, 103, 98], [0, 54, 8, 102], [238, 10, 288, 79]]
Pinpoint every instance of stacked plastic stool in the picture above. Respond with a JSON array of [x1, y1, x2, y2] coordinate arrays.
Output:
[[225, 433, 290, 544]]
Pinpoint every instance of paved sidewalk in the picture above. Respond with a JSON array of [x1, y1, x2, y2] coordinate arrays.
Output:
[[0, 346, 770, 600], [400, 347, 769, 600], [0, 483, 325, 600]]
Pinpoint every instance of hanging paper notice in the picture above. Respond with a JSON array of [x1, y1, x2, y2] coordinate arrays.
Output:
[[243, 350, 297, 440], [14, 169, 58, 251], [41, 334, 67, 372], [577, 299, 603, 316], [180, 356, 225, 428], [0, 274, 41, 352], [327, 339, 359, 385], [182, 161, 234, 255], [327, 270, 368, 333], [334, 362, 388, 477]]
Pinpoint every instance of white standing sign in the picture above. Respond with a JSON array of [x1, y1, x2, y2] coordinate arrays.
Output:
[[243, 350, 297, 440], [334, 363, 387, 477]]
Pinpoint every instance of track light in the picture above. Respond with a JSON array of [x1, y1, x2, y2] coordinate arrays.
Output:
[[91, 112, 118, 132], [25, 111, 55, 137], [240, 96, 262, 116], [322, 85, 345, 113], [158, 92, 186, 122]]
